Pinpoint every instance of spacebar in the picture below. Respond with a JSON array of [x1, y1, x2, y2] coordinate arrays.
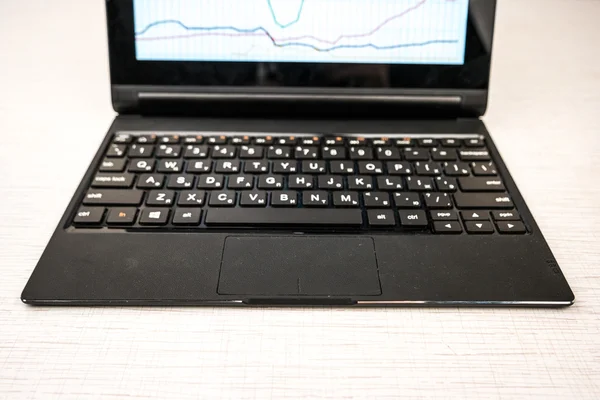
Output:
[[205, 208, 363, 226]]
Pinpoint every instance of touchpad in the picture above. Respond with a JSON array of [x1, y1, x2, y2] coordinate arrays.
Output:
[[218, 236, 381, 296]]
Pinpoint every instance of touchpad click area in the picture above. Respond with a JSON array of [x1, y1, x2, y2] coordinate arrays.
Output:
[[218, 236, 381, 296]]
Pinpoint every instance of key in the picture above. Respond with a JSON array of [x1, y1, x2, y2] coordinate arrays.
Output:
[[367, 210, 396, 227], [433, 221, 462, 234], [106, 144, 126, 157], [136, 134, 157, 144], [209, 191, 236, 207], [228, 175, 254, 189], [453, 192, 514, 209], [205, 209, 363, 226], [275, 136, 297, 145], [244, 160, 269, 174], [239, 191, 267, 207], [139, 208, 170, 225], [358, 161, 383, 175], [302, 160, 326, 174], [415, 162, 442, 176], [371, 138, 389, 146], [299, 136, 321, 145], [435, 177, 457, 192], [492, 210, 521, 221], [324, 137, 344, 146], [418, 139, 437, 147], [137, 174, 164, 188], [464, 138, 485, 147], [83, 189, 143, 205], [394, 138, 412, 147], [73, 206, 105, 225], [330, 161, 355, 174], [471, 162, 498, 176], [254, 136, 274, 145], [207, 135, 227, 145], [318, 175, 344, 190], [212, 145, 236, 158], [178, 190, 205, 206], [431, 148, 457, 161], [303, 191, 329, 207], [424, 192, 452, 209], [272, 161, 298, 174], [377, 176, 403, 190], [172, 208, 202, 225], [158, 135, 180, 144], [258, 175, 284, 189], [322, 146, 346, 159], [363, 192, 391, 208], [444, 162, 470, 176], [230, 136, 251, 145], [349, 147, 373, 160], [167, 174, 195, 189], [288, 175, 313, 189], [128, 159, 155, 173], [406, 176, 434, 191], [459, 150, 491, 161], [398, 210, 428, 228], [156, 144, 181, 158], [332, 192, 360, 207], [239, 145, 263, 159], [113, 134, 133, 144], [465, 221, 494, 234], [404, 148, 429, 161], [459, 177, 505, 192], [460, 211, 489, 221], [92, 173, 134, 188], [99, 158, 126, 172], [183, 145, 209, 158], [294, 146, 319, 159], [376, 147, 401, 160], [146, 190, 175, 206], [394, 192, 422, 208], [496, 221, 527, 234], [197, 174, 224, 189], [441, 138, 461, 147], [347, 138, 367, 146], [182, 135, 203, 144], [271, 191, 298, 207], [157, 160, 183, 173], [186, 160, 212, 173], [430, 211, 458, 221], [106, 207, 137, 225], [267, 146, 292, 159], [348, 175, 373, 190], [215, 160, 241, 174], [387, 161, 412, 175], [129, 144, 154, 157]]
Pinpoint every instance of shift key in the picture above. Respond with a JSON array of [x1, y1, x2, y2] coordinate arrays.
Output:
[[453, 192, 514, 209], [83, 189, 144, 205]]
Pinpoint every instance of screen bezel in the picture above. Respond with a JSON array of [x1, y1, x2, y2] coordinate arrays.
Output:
[[106, 0, 496, 90]]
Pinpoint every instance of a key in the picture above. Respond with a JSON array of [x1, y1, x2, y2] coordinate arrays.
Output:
[[387, 161, 412, 175], [106, 207, 137, 225], [433, 221, 463, 234], [206, 136, 227, 145], [357, 161, 384, 175], [215, 160, 241, 174], [129, 144, 154, 157], [99, 158, 126, 172], [272, 161, 298, 174], [83, 189, 143, 205], [465, 221, 494, 234], [414, 162, 442, 176], [444, 162, 470, 176], [460, 211, 489, 221], [302, 160, 326, 174], [113, 134, 133, 144], [73, 206, 105, 225], [208, 191, 236, 207], [459, 150, 491, 162], [205, 209, 362, 226], [243, 160, 269, 174], [158, 135, 180, 144], [267, 146, 292, 159], [156, 144, 181, 158], [146, 190, 175, 206], [128, 159, 155, 173], [430, 211, 458, 221], [377, 176, 403, 190], [239, 145, 263, 159], [404, 148, 429, 161], [288, 175, 313, 189], [363, 192, 391, 208], [270, 191, 298, 207], [332, 192, 360, 207], [418, 139, 437, 147], [167, 174, 195, 189], [348, 175, 373, 190], [330, 161, 355, 174], [441, 139, 461, 147], [492, 210, 521, 221], [406, 176, 434, 191], [367, 210, 396, 227], [239, 191, 268, 207], [423, 192, 452, 209], [183, 145, 209, 158], [172, 208, 202, 225], [177, 190, 205, 206], [394, 192, 422, 208], [376, 147, 401, 160], [303, 191, 329, 207], [464, 138, 485, 147], [258, 175, 284, 189], [137, 174, 164, 189], [471, 162, 498, 176], [138, 208, 170, 225], [431, 148, 457, 161], [435, 177, 457, 192], [228, 175, 254, 189], [157, 160, 183, 173], [398, 210, 428, 228], [322, 146, 346, 159], [106, 144, 126, 157], [91, 173, 134, 188], [197, 174, 224, 189], [349, 147, 373, 160], [453, 192, 514, 209], [186, 160, 212, 173], [294, 146, 319, 159], [458, 177, 505, 192], [318, 175, 344, 190], [212, 145, 236, 158], [496, 221, 527, 234]]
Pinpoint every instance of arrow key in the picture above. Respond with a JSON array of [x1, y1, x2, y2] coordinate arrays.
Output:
[[433, 221, 463, 234], [465, 221, 494, 234], [460, 211, 489, 221], [496, 221, 527, 234]]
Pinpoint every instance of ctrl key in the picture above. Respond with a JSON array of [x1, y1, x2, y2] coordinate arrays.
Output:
[[73, 207, 105, 225], [398, 210, 428, 229]]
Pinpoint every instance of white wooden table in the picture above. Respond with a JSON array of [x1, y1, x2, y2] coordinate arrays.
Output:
[[1, 1, 599, 398]]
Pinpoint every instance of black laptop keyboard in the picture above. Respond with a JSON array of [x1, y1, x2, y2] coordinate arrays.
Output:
[[71, 132, 527, 234]]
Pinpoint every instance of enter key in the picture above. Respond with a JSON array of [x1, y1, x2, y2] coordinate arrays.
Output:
[[458, 177, 506, 192]]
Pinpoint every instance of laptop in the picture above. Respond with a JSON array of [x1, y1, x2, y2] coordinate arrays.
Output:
[[21, 0, 574, 306]]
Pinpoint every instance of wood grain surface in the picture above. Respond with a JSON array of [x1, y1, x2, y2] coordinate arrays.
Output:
[[1, 0, 599, 399]]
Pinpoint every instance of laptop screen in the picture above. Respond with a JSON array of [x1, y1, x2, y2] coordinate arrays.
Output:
[[133, 0, 470, 66]]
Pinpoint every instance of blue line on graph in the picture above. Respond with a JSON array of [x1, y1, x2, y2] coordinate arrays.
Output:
[[277, 39, 458, 52]]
